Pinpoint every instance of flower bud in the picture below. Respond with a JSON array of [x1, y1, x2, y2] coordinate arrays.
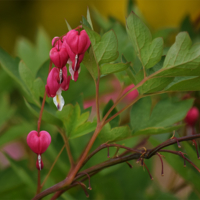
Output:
[[49, 46, 69, 69], [51, 36, 62, 48], [26, 130, 51, 154], [122, 84, 139, 102], [63, 30, 90, 55], [185, 107, 199, 126]]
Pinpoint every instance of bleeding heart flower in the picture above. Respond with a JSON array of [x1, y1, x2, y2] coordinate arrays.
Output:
[[27, 130, 51, 154], [45, 66, 70, 110], [185, 107, 199, 126], [63, 29, 90, 81], [49, 46, 69, 69], [27, 130, 51, 170]]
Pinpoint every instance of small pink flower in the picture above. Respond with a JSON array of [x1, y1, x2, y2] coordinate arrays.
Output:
[[49, 46, 69, 69], [45, 66, 70, 110], [63, 30, 90, 81], [63, 30, 90, 55], [185, 107, 199, 126], [27, 130, 51, 170]]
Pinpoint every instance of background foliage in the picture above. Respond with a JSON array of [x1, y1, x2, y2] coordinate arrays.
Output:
[[1, 1, 200, 199]]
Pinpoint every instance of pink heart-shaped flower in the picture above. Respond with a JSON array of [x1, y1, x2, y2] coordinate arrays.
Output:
[[27, 130, 51, 154]]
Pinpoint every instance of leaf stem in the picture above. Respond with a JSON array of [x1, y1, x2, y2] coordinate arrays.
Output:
[[59, 128, 75, 167], [41, 145, 65, 189]]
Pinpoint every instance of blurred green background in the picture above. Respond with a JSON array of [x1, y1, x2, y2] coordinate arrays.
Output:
[[1, 0, 200, 199], [1, 0, 200, 54]]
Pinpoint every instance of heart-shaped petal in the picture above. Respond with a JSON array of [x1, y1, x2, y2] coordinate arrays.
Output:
[[27, 130, 51, 154]]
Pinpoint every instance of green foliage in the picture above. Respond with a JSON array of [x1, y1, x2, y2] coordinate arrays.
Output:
[[130, 97, 193, 136], [126, 12, 164, 69], [57, 103, 96, 139]]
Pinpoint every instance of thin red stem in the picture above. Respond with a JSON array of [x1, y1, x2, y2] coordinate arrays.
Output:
[[156, 153, 164, 176], [143, 162, 153, 180], [36, 61, 52, 194]]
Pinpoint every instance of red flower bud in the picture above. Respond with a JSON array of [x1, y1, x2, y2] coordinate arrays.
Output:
[[49, 46, 69, 69], [51, 36, 62, 48], [63, 30, 90, 55], [45, 66, 70, 98], [185, 107, 199, 126], [122, 84, 139, 102], [27, 130, 51, 154]]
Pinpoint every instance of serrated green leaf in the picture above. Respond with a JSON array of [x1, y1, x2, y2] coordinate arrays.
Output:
[[99, 124, 131, 143], [65, 19, 72, 31], [103, 100, 120, 128], [87, 7, 94, 30], [100, 62, 130, 75], [83, 26, 118, 65], [70, 121, 97, 139], [131, 97, 194, 136], [155, 32, 200, 77], [56, 103, 95, 138], [126, 12, 163, 69]]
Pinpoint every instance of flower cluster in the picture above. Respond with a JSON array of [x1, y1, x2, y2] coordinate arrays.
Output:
[[27, 131, 51, 170], [45, 29, 91, 111]]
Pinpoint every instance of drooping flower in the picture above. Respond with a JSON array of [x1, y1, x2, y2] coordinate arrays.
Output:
[[62, 29, 90, 81], [49, 40, 69, 69], [45, 66, 70, 111], [27, 130, 51, 170]]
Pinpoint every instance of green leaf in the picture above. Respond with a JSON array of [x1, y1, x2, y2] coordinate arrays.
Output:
[[165, 76, 200, 91], [0, 95, 16, 127], [83, 26, 118, 65], [24, 99, 62, 127], [65, 19, 72, 31], [33, 77, 45, 99], [130, 97, 194, 136], [0, 123, 34, 146], [126, 12, 163, 69], [82, 16, 92, 29], [100, 62, 130, 76], [156, 32, 200, 77], [15, 28, 51, 76], [56, 103, 96, 138], [4, 154, 35, 189], [103, 100, 120, 128], [99, 124, 131, 143], [87, 7, 94, 30], [82, 48, 98, 80], [18, 60, 34, 92], [0, 47, 22, 86]]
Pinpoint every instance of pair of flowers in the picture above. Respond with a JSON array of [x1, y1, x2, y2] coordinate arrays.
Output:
[[45, 29, 91, 111]]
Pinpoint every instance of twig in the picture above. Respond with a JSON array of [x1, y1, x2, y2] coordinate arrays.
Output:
[[41, 145, 65, 188]]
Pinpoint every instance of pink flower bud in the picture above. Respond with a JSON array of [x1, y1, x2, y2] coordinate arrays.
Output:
[[27, 131, 51, 154], [122, 84, 139, 102], [185, 107, 199, 126], [45, 66, 70, 97], [49, 46, 69, 69], [51, 36, 62, 48], [63, 30, 90, 55]]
